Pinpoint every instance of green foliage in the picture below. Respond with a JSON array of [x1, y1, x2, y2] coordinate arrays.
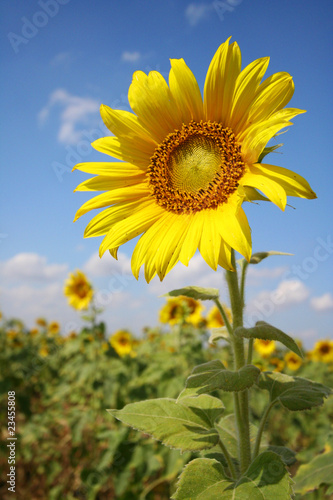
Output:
[[108, 394, 224, 452], [179, 360, 260, 397], [257, 371, 332, 411], [172, 452, 293, 499], [164, 286, 220, 301], [235, 321, 303, 358], [293, 447, 333, 495]]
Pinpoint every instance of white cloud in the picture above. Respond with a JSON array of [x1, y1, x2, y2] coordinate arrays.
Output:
[[83, 251, 132, 277], [185, 3, 213, 26], [38, 88, 100, 145], [310, 293, 333, 312], [121, 51, 141, 62], [0, 253, 68, 283], [246, 266, 288, 283], [245, 279, 310, 325]]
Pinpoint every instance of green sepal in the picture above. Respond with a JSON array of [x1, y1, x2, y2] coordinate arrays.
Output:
[[248, 250, 293, 264], [235, 321, 303, 358], [178, 360, 260, 399], [107, 394, 224, 453], [258, 143, 283, 163], [257, 371, 332, 411], [163, 286, 219, 301]]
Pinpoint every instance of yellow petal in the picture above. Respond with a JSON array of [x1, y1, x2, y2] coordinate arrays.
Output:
[[154, 214, 189, 279], [73, 161, 146, 176], [215, 204, 252, 261], [199, 211, 220, 271], [128, 70, 181, 143], [204, 38, 241, 124], [74, 183, 150, 221], [251, 163, 317, 200], [242, 168, 287, 210], [100, 105, 157, 146], [218, 238, 233, 271], [92, 136, 151, 167], [169, 58, 203, 123], [179, 213, 204, 266], [75, 173, 145, 192], [229, 57, 270, 132], [84, 198, 153, 237], [99, 202, 163, 256]]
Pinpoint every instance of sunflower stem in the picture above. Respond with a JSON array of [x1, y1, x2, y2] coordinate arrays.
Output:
[[213, 298, 233, 337], [225, 250, 252, 473], [253, 401, 275, 459]]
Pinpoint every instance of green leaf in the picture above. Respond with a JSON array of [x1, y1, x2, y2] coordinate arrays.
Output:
[[107, 394, 224, 452], [249, 250, 293, 264], [172, 452, 293, 499], [293, 450, 333, 494], [215, 414, 260, 461], [266, 446, 297, 466], [172, 458, 232, 499], [163, 286, 219, 301], [179, 361, 260, 398], [257, 371, 332, 411], [235, 321, 303, 358], [208, 328, 230, 344]]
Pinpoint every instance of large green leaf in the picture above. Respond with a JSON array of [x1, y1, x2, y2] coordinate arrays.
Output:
[[293, 450, 333, 495], [179, 360, 260, 398], [257, 371, 332, 411], [164, 286, 219, 301], [172, 452, 293, 499], [107, 394, 224, 452], [235, 321, 303, 358]]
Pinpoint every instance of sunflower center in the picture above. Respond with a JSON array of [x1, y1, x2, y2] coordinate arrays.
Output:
[[147, 120, 245, 214]]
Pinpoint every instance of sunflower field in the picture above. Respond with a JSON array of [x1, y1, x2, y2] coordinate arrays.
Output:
[[0, 290, 332, 499]]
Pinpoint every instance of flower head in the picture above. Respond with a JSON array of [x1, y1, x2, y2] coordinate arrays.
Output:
[[310, 340, 333, 364], [64, 270, 94, 310], [206, 304, 232, 328], [159, 296, 204, 326], [74, 38, 316, 282], [284, 351, 302, 371], [48, 321, 60, 336], [254, 339, 276, 358], [109, 330, 133, 357]]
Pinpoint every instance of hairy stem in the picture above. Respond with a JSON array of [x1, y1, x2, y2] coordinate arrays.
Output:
[[253, 401, 275, 459]]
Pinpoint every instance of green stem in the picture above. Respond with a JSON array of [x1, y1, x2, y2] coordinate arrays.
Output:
[[218, 435, 237, 480], [214, 298, 233, 337], [225, 250, 251, 473], [239, 260, 249, 311], [247, 338, 254, 365], [253, 401, 275, 459]]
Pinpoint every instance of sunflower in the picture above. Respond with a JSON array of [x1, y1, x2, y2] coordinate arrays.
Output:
[[254, 338, 276, 358], [36, 317, 47, 328], [48, 321, 60, 335], [109, 330, 133, 357], [269, 357, 285, 372], [206, 304, 232, 328], [310, 340, 333, 363], [159, 296, 204, 326], [284, 351, 302, 371], [64, 270, 94, 310], [74, 37, 316, 282]]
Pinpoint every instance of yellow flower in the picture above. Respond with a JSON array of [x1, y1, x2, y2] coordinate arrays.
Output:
[[68, 331, 78, 339], [64, 270, 94, 310], [73, 38, 316, 282], [7, 330, 18, 340], [310, 340, 333, 363], [48, 321, 60, 335], [0, 311, 2, 321], [284, 351, 302, 371], [39, 345, 49, 357], [206, 304, 232, 328], [29, 328, 39, 337], [159, 296, 204, 326], [36, 317, 47, 327], [254, 339, 276, 358], [269, 357, 285, 372], [110, 330, 133, 357]]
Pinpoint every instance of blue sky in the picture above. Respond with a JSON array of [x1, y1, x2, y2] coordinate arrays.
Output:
[[1, 0, 332, 347]]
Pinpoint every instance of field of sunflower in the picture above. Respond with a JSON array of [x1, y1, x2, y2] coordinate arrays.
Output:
[[0, 288, 332, 499]]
